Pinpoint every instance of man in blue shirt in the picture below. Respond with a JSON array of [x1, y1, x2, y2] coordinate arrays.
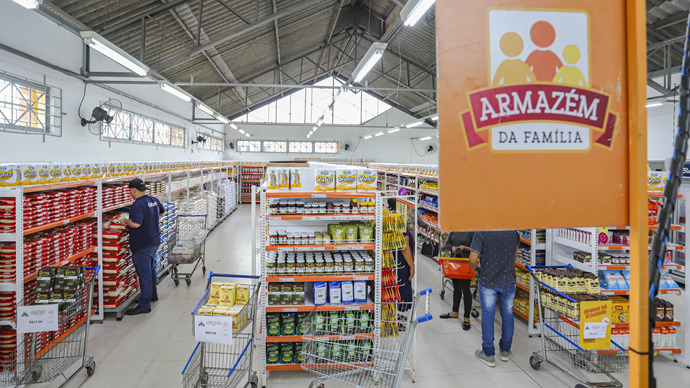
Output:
[[119, 179, 165, 316], [469, 230, 519, 367]]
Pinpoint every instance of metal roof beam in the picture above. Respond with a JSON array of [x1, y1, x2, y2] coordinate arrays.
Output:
[[100, 0, 190, 35], [648, 78, 673, 95], [313, 0, 346, 79], [271, 0, 283, 85], [152, 0, 330, 72], [215, 0, 251, 24]]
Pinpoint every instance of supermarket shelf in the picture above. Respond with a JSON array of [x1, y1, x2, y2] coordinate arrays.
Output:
[[417, 229, 438, 241], [515, 261, 528, 271], [0, 233, 17, 242], [613, 321, 681, 329], [22, 180, 96, 193], [598, 243, 684, 251], [401, 185, 416, 191], [266, 214, 375, 221], [102, 290, 141, 320], [417, 203, 439, 213], [24, 246, 96, 283], [265, 303, 375, 313], [265, 244, 375, 252], [552, 255, 595, 273], [601, 288, 682, 296], [516, 282, 530, 292], [655, 347, 682, 354], [418, 189, 438, 196], [23, 211, 96, 235], [599, 263, 683, 271], [513, 307, 529, 321], [103, 201, 134, 212], [648, 192, 682, 198], [397, 198, 416, 208], [266, 274, 375, 282], [419, 218, 441, 230], [418, 175, 438, 180], [609, 225, 684, 231], [265, 364, 303, 371], [266, 192, 376, 199], [552, 236, 591, 252], [266, 334, 374, 343]]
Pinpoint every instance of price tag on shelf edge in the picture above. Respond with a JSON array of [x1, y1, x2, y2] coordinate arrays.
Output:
[[311, 194, 327, 198], [279, 278, 295, 282], [282, 308, 298, 312], [345, 305, 361, 311], [194, 314, 233, 345], [353, 276, 369, 281], [17, 304, 58, 334]]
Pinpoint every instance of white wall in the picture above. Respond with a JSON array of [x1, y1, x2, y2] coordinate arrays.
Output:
[[224, 108, 440, 164], [647, 103, 675, 162], [0, 2, 225, 163]]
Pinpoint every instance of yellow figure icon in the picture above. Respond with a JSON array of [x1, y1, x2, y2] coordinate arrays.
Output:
[[552, 45, 588, 86], [492, 32, 537, 86]]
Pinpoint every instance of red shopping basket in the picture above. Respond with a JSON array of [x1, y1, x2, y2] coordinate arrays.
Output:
[[439, 257, 476, 279]]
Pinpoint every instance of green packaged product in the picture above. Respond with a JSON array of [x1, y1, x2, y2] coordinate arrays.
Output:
[[330, 224, 346, 244], [280, 283, 294, 305], [316, 342, 328, 359], [281, 313, 296, 336], [296, 312, 308, 335], [345, 311, 356, 334], [292, 283, 305, 305], [267, 343, 280, 364], [268, 284, 281, 306], [314, 312, 326, 333], [280, 343, 294, 364], [267, 314, 281, 336], [359, 311, 370, 333], [347, 340, 358, 360], [358, 224, 374, 243], [344, 223, 358, 243], [294, 342, 304, 363], [329, 311, 341, 334], [332, 343, 343, 359]]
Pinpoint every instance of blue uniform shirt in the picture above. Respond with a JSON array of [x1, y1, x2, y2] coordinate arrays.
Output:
[[128, 195, 165, 253], [470, 230, 519, 288]]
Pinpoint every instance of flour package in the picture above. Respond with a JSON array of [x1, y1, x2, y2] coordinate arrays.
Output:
[[357, 169, 377, 191], [341, 281, 354, 303], [313, 281, 327, 305], [328, 281, 342, 304], [335, 169, 357, 191], [314, 169, 335, 192]]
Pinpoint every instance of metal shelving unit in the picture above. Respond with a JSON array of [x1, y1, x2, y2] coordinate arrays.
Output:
[[515, 230, 546, 336], [258, 188, 383, 386]]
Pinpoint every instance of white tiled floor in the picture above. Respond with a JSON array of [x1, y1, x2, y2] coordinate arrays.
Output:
[[47, 206, 688, 387]]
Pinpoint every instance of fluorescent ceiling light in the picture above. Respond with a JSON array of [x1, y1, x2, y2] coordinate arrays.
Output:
[[239, 129, 246, 134], [388, 127, 400, 133], [374, 132, 385, 137], [364, 135, 373, 140], [214, 114, 230, 124], [419, 136, 432, 141], [400, 0, 436, 27], [12, 0, 42, 9], [80, 31, 149, 76], [645, 101, 664, 108], [430, 115, 438, 121], [160, 82, 192, 102], [352, 42, 388, 83], [229, 123, 238, 130], [406, 120, 424, 128], [244, 133, 251, 137], [196, 103, 214, 116], [312, 126, 317, 131], [316, 117, 324, 126]]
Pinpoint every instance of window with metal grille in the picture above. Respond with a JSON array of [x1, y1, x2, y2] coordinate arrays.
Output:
[[263, 141, 287, 153], [288, 141, 313, 153], [0, 70, 61, 135], [314, 141, 338, 154], [171, 127, 185, 146], [237, 140, 261, 152], [101, 106, 185, 148], [154, 122, 171, 145]]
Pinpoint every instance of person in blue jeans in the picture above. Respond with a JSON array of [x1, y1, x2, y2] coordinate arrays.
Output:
[[469, 230, 519, 367], [119, 179, 165, 316]]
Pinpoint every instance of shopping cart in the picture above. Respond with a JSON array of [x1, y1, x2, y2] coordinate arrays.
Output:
[[526, 265, 626, 388], [170, 215, 208, 286], [438, 257, 480, 318], [301, 289, 433, 388], [0, 266, 100, 387], [182, 272, 260, 388]]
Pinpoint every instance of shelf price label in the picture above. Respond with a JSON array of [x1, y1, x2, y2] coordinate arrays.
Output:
[[318, 216, 334, 221], [277, 247, 293, 252], [194, 315, 233, 345], [353, 276, 369, 281], [344, 306, 361, 311], [282, 308, 298, 312], [279, 278, 295, 282], [311, 194, 327, 198]]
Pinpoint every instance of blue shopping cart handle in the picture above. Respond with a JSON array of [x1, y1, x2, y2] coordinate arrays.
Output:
[[525, 264, 573, 272], [419, 288, 432, 296], [86, 266, 101, 275], [207, 271, 261, 281], [182, 342, 201, 374], [191, 289, 210, 315], [417, 314, 433, 323]]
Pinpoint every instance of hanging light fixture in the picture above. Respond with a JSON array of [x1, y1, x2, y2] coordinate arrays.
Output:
[[80, 31, 149, 76], [352, 42, 388, 83], [400, 0, 436, 27]]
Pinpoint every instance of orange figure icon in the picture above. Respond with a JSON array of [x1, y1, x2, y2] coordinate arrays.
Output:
[[553, 45, 587, 86], [492, 32, 536, 86], [525, 21, 563, 82]]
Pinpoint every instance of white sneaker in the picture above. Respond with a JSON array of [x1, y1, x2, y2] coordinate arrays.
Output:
[[475, 349, 496, 367], [499, 351, 511, 362]]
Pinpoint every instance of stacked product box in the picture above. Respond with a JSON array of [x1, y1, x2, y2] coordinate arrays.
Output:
[[0, 220, 96, 283], [91, 214, 138, 310], [102, 184, 130, 209], [218, 178, 236, 216], [202, 191, 219, 228], [154, 202, 178, 277]]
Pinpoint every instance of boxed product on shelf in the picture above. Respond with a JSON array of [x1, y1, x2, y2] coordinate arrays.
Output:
[[335, 169, 357, 191], [611, 296, 629, 323], [314, 169, 335, 192], [356, 169, 377, 191]]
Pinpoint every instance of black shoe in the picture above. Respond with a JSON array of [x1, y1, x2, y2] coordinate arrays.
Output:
[[135, 296, 158, 303], [462, 321, 471, 331], [439, 312, 459, 319], [125, 306, 151, 316]]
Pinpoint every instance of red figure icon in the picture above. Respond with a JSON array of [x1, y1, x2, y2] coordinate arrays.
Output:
[[525, 21, 563, 82]]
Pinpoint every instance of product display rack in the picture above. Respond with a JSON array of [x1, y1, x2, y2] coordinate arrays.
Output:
[[258, 189, 382, 385], [514, 230, 546, 336], [547, 193, 689, 364], [240, 164, 266, 204]]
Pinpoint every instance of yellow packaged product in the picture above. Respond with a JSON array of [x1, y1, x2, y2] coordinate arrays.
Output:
[[209, 282, 223, 304], [213, 307, 230, 316], [219, 285, 236, 307], [48, 164, 62, 183], [20, 164, 39, 186], [356, 169, 377, 191], [61, 163, 72, 182], [197, 308, 214, 316], [71, 163, 83, 182], [290, 168, 302, 190], [0, 164, 20, 187], [36, 164, 51, 184], [81, 163, 92, 180], [279, 168, 290, 190], [266, 168, 279, 191], [335, 169, 357, 191], [235, 285, 250, 305], [314, 169, 335, 192]]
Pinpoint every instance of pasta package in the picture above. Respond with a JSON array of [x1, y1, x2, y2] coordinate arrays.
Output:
[[314, 169, 335, 192], [209, 282, 223, 304], [290, 168, 303, 190], [335, 169, 357, 191], [357, 169, 377, 191], [235, 285, 250, 305], [266, 168, 280, 191], [0, 164, 20, 187], [219, 285, 236, 307], [279, 168, 290, 191]]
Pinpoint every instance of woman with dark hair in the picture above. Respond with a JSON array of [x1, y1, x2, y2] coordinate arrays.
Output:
[[439, 231, 475, 330], [387, 198, 414, 307]]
